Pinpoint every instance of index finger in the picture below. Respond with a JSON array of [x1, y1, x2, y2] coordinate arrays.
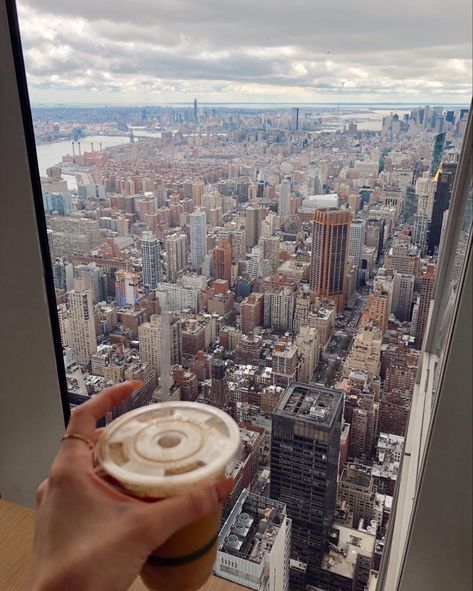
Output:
[[66, 380, 143, 439]]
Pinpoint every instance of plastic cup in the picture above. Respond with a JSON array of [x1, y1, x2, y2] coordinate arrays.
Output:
[[94, 401, 241, 591]]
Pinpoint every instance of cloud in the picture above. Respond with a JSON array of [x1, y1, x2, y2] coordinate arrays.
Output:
[[17, 0, 472, 104]]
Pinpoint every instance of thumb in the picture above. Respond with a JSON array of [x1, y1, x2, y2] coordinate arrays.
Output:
[[138, 478, 233, 549]]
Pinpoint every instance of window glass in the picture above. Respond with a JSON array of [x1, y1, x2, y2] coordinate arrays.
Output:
[[15, 2, 471, 589]]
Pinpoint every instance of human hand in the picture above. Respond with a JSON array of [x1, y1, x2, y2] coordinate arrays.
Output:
[[29, 381, 233, 591]]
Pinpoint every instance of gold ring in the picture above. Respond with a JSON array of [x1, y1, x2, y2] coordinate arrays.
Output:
[[61, 433, 94, 450]]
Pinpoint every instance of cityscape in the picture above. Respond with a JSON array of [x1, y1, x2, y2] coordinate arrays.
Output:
[[32, 100, 470, 591]]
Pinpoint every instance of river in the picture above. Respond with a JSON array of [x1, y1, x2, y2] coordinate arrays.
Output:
[[35, 134, 130, 177], [34, 110, 407, 186]]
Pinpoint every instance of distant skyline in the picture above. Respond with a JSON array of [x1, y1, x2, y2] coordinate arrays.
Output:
[[18, 0, 472, 105]]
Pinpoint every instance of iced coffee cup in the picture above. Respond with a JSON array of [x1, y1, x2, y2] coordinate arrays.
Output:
[[94, 401, 241, 591]]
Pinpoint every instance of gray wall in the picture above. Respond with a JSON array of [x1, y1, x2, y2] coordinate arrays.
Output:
[[0, 0, 66, 507]]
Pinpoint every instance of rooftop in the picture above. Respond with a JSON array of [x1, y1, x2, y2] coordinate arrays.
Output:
[[218, 490, 287, 565], [274, 382, 343, 428], [340, 464, 373, 490], [321, 524, 376, 580]]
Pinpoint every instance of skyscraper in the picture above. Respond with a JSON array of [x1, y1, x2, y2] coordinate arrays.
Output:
[[430, 131, 446, 176], [189, 208, 207, 270], [138, 313, 182, 376], [348, 218, 366, 268], [310, 208, 352, 313], [193, 97, 198, 122], [68, 286, 97, 366], [278, 178, 291, 218], [73, 263, 106, 304], [270, 382, 343, 585], [115, 270, 140, 306], [53, 258, 73, 292], [141, 231, 161, 292], [165, 232, 187, 282], [245, 205, 262, 248], [291, 107, 299, 131], [427, 163, 457, 256], [391, 272, 415, 322], [212, 238, 232, 283]]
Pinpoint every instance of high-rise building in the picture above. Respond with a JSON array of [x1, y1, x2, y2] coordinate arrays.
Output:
[[212, 238, 232, 283], [295, 326, 320, 383], [384, 241, 420, 276], [348, 218, 367, 269], [291, 107, 300, 131], [53, 258, 74, 292], [272, 338, 299, 387], [414, 263, 436, 349], [261, 236, 280, 272], [43, 192, 73, 216], [364, 218, 385, 260], [402, 185, 417, 225], [141, 231, 161, 292], [310, 208, 352, 313], [365, 281, 391, 332], [391, 272, 415, 322], [165, 232, 188, 282], [279, 178, 291, 218], [210, 359, 228, 409], [270, 382, 343, 584], [263, 286, 296, 332], [430, 131, 446, 176], [215, 489, 291, 591], [193, 97, 198, 122], [246, 205, 262, 248], [427, 163, 457, 256], [57, 303, 69, 347], [138, 313, 182, 376], [412, 213, 430, 255], [191, 180, 204, 207], [338, 463, 377, 528], [73, 263, 106, 304], [241, 292, 264, 334], [345, 323, 382, 379], [189, 208, 207, 270], [68, 286, 97, 366], [115, 270, 140, 306], [344, 386, 379, 462]]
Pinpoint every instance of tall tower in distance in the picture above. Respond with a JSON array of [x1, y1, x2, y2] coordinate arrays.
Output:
[[427, 162, 457, 256], [141, 231, 160, 293], [310, 208, 352, 313], [430, 131, 446, 176], [189, 208, 207, 270], [193, 98, 198, 123], [291, 107, 299, 131], [279, 178, 291, 218], [270, 382, 343, 586], [68, 283, 97, 366]]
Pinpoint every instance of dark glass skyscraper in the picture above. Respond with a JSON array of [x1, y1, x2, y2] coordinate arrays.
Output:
[[270, 382, 343, 587], [427, 163, 457, 255], [430, 131, 446, 176]]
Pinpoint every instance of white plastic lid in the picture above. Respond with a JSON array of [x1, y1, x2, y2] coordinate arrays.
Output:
[[95, 402, 241, 498]]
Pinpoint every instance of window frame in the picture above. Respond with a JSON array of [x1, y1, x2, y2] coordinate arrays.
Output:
[[0, 0, 70, 507]]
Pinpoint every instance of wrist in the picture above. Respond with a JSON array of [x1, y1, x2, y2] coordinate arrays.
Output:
[[29, 568, 72, 591]]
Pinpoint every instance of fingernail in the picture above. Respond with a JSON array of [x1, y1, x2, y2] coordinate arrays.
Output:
[[216, 478, 234, 502], [129, 380, 144, 390]]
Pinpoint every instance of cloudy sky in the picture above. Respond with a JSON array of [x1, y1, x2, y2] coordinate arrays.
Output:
[[18, 0, 472, 105]]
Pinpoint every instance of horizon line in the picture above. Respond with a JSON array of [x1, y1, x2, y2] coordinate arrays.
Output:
[[31, 100, 470, 108]]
